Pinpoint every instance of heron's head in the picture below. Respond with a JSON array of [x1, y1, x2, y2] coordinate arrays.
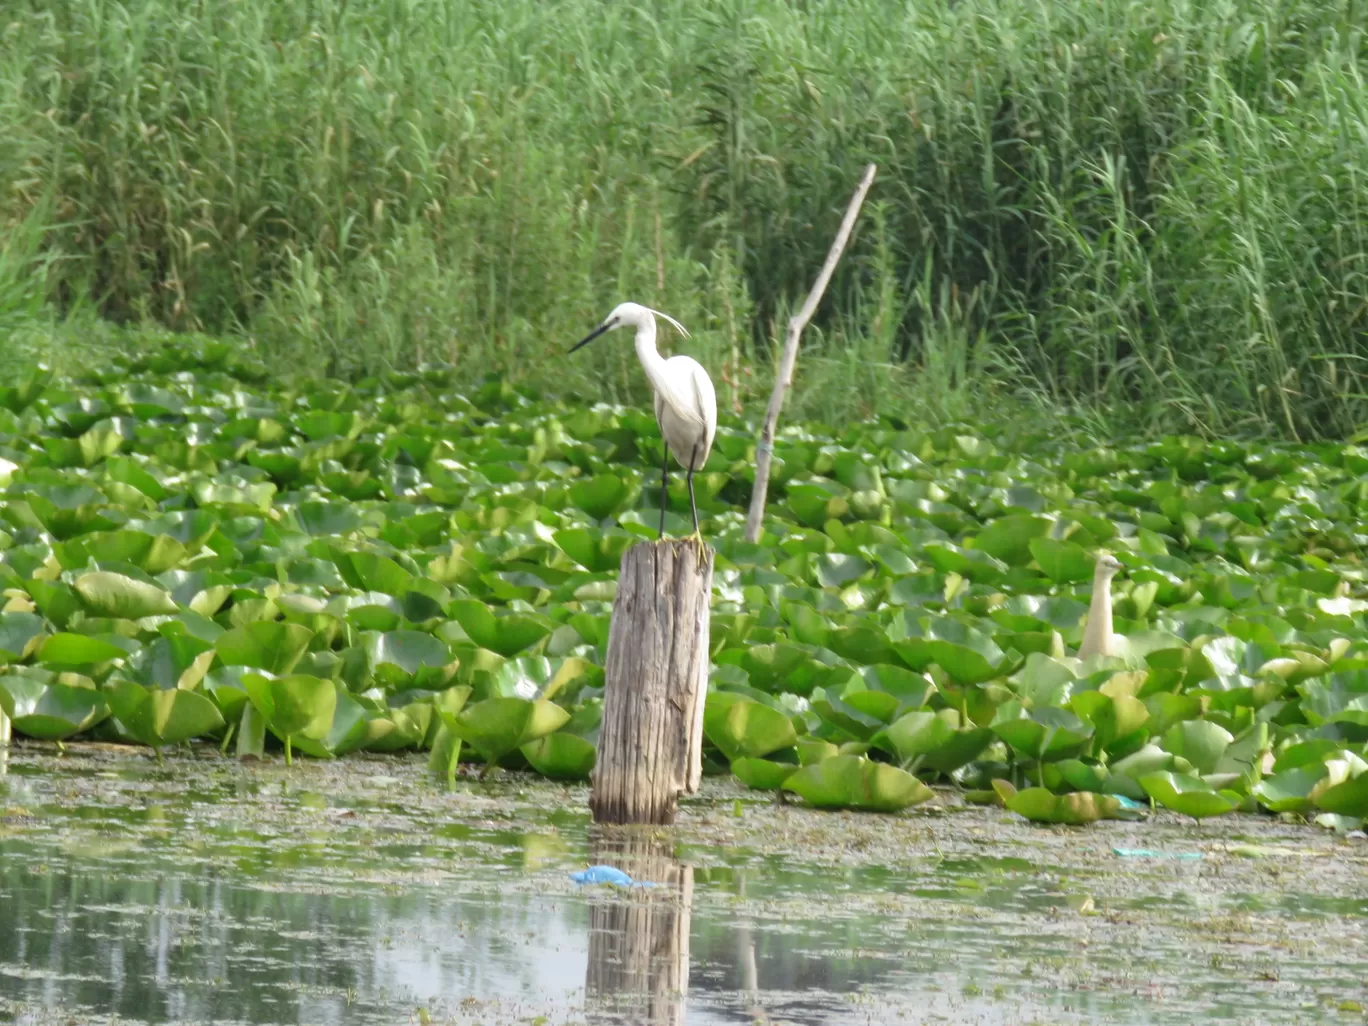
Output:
[[569, 302, 690, 354], [1094, 551, 1124, 580]]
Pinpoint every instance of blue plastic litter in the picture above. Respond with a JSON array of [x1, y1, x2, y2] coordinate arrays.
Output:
[[1111, 795, 1147, 810], [1112, 847, 1203, 860], [570, 865, 659, 887]]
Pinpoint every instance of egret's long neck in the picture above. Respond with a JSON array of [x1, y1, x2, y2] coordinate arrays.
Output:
[[634, 316, 670, 392], [1079, 569, 1114, 659]]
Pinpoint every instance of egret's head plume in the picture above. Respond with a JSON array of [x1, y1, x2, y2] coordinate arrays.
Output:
[[569, 301, 690, 353], [644, 306, 691, 339]]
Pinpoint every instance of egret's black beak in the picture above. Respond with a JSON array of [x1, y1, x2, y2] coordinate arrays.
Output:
[[569, 317, 617, 354]]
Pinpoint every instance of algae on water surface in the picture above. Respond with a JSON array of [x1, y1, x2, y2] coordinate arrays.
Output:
[[0, 746, 1364, 1026]]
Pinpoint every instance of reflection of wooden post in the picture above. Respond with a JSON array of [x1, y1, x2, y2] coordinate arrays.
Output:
[[585, 829, 692, 1026], [736, 874, 769, 1022], [591, 540, 712, 825]]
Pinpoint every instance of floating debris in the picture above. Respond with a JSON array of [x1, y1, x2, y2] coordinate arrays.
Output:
[[1112, 847, 1203, 860], [569, 864, 659, 887]]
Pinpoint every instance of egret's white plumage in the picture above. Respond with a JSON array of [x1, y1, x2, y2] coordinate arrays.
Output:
[[1078, 551, 1124, 659], [571, 302, 717, 540]]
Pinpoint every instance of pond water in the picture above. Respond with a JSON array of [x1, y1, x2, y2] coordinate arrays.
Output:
[[0, 745, 1364, 1026]]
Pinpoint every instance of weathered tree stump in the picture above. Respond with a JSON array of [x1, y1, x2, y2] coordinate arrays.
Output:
[[590, 539, 713, 825], [585, 829, 693, 1026]]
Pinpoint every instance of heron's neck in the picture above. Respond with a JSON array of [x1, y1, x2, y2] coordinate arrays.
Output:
[[634, 318, 670, 391], [1080, 571, 1114, 659]]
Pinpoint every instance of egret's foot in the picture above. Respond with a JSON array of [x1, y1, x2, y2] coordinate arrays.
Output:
[[687, 529, 707, 570]]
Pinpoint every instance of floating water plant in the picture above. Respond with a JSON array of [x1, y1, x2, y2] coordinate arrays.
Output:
[[0, 348, 1362, 827]]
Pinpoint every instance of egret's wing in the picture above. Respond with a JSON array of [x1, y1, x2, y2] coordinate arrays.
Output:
[[656, 367, 702, 427], [656, 358, 705, 425], [692, 361, 717, 462], [655, 356, 716, 470]]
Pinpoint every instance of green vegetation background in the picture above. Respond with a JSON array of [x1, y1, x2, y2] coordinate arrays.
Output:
[[2, 0, 1367, 438]]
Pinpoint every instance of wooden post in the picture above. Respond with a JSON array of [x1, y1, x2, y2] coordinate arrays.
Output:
[[585, 829, 693, 1026], [590, 539, 713, 825], [744, 163, 877, 543]]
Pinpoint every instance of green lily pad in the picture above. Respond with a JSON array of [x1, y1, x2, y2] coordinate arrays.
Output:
[[1053, 758, 1110, 793], [974, 514, 1050, 566], [0, 671, 109, 740], [920, 722, 995, 775], [991, 703, 1093, 762], [432, 685, 475, 729], [730, 755, 800, 790], [703, 692, 799, 761], [73, 571, 178, 619], [427, 723, 463, 784], [1253, 766, 1327, 814], [841, 687, 901, 724], [215, 622, 313, 674], [1012, 653, 1076, 707], [363, 630, 453, 686], [452, 696, 570, 770], [1313, 770, 1368, 818], [240, 672, 338, 762], [809, 686, 887, 741], [364, 704, 430, 752], [569, 474, 633, 519], [1105, 744, 1181, 800], [0, 613, 47, 664], [1139, 771, 1241, 820], [128, 635, 216, 691], [552, 528, 633, 572], [797, 738, 840, 765], [332, 550, 415, 597], [521, 732, 596, 780], [1161, 720, 1234, 775], [448, 599, 552, 656], [1029, 538, 1094, 583], [37, 632, 130, 667], [106, 678, 225, 750], [783, 755, 933, 812], [291, 683, 373, 759], [1007, 787, 1119, 825], [873, 710, 953, 765]]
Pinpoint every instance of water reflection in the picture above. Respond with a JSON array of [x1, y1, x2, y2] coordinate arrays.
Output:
[[585, 829, 691, 1025], [0, 750, 1363, 1026], [0, 856, 589, 1025]]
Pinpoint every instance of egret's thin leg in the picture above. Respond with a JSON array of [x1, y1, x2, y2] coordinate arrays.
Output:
[[686, 443, 705, 568], [686, 446, 700, 535], [659, 443, 670, 539]]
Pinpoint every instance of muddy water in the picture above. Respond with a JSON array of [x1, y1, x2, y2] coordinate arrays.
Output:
[[0, 744, 1364, 1025]]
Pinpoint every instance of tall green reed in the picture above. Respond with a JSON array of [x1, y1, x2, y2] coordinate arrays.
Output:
[[1, 0, 1366, 437]]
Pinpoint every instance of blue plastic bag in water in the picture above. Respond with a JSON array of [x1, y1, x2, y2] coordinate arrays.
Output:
[[570, 864, 658, 887]]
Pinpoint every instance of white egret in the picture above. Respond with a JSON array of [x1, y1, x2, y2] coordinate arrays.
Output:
[[570, 302, 717, 550], [1078, 551, 1124, 660]]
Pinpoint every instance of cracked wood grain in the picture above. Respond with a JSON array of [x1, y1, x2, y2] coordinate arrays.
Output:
[[590, 539, 713, 825]]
